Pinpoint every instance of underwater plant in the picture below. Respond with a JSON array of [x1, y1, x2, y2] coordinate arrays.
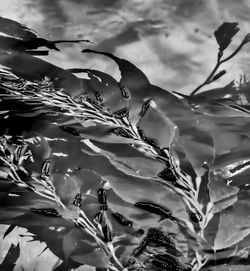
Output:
[[0, 17, 250, 271]]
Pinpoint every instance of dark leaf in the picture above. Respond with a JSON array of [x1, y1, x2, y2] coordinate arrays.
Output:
[[19, 38, 60, 51], [0, 16, 37, 40], [211, 70, 227, 82], [197, 167, 210, 207], [81, 50, 215, 172], [147, 228, 176, 250], [81, 50, 151, 94], [242, 33, 250, 46], [204, 212, 221, 247], [26, 50, 49, 56], [152, 254, 186, 271], [0, 243, 20, 271], [0, 17, 91, 54], [82, 49, 153, 123], [19, 38, 92, 52], [190, 212, 202, 223], [134, 202, 173, 221], [30, 208, 62, 218], [102, 225, 112, 242], [112, 212, 133, 227], [194, 80, 236, 100], [190, 100, 250, 117], [71, 249, 109, 268], [62, 229, 79, 260], [3, 225, 17, 239], [0, 36, 56, 54], [214, 22, 240, 51], [112, 127, 134, 139], [60, 125, 80, 136], [97, 188, 107, 205]]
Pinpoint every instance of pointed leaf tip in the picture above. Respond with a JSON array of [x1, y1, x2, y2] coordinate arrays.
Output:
[[0, 243, 20, 270], [242, 33, 250, 46], [3, 225, 17, 239], [214, 22, 240, 51], [211, 70, 227, 82]]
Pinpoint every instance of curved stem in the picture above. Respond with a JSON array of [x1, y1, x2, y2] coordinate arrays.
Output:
[[220, 42, 244, 63], [190, 52, 222, 96], [190, 41, 246, 96]]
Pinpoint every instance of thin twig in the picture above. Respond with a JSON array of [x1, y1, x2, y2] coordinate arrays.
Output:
[[190, 40, 246, 96], [190, 51, 223, 96]]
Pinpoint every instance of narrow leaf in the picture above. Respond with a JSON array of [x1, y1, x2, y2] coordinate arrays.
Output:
[[211, 70, 227, 82], [214, 22, 240, 51], [242, 33, 250, 46], [82, 48, 153, 123], [0, 243, 20, 271], [0, 16, 37, 40], [3, 225, 16, 239]]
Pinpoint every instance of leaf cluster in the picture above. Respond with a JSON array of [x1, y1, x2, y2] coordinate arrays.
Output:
[[0, 17, 250, 271]]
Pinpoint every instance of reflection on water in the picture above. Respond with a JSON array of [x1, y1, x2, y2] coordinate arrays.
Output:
[[1, 0, 250, 93]]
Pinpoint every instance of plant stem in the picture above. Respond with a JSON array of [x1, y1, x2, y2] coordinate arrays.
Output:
[[190, 51, 223, 96], [190, 40, 246, 96], [220, 42, 244, 63]]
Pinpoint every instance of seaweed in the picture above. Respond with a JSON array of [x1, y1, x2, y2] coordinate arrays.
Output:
[[0, 17, 250, 271]]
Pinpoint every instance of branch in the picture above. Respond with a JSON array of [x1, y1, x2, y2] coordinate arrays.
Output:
[[190, 40, 246, 96], [190, 51, 223, 96]]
